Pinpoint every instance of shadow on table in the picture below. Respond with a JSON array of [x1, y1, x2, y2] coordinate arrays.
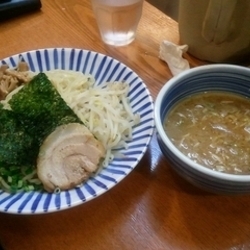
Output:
[[137, 141, 250, 249], [146, 0, 179, 21]]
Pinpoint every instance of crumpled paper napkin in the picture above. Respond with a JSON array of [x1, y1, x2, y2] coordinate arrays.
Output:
[[159, 40, 190, 76]]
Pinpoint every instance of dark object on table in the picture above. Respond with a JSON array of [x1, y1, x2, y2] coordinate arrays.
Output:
[[0, 0, 42, 21]]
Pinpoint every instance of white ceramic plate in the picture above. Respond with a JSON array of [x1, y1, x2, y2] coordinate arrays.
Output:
[[0, 48, 155, 214]]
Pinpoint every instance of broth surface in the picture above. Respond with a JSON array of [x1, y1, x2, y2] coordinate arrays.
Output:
[[164, 92, 250, 175]]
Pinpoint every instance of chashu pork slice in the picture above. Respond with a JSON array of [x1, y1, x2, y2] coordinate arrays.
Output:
[[37, 123, 105, 192]]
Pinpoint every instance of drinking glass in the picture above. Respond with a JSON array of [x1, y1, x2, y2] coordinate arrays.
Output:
[[91, 0, 144, 46]]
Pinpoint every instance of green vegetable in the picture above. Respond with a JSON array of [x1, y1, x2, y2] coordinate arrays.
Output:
[[9, 73, 82, 145], [0, 73, 83, 193], [0, 164, 43, 193], [0, 106, 35, 166]]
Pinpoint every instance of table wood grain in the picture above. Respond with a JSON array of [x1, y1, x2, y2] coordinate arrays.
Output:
[[0, 1, 250, 250]]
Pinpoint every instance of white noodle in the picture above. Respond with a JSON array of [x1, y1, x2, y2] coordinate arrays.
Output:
[[45, 69, 140, 167], [0, 177, 10, 190], [1, 85, 24, 110]]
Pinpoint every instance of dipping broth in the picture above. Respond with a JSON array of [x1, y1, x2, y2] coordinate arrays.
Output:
[[164, 92, 250, 175]]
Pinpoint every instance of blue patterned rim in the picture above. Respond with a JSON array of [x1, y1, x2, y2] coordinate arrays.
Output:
[[0, 48, 155, 214]]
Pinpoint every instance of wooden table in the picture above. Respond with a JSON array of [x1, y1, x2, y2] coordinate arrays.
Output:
[[0, 1, 250, 250]]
